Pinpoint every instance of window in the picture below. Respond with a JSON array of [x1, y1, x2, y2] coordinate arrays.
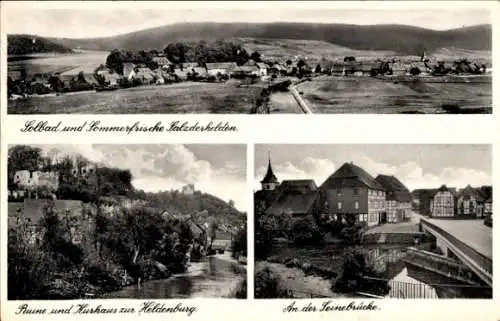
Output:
[[354, 201, 359, 210], [353, 188, 359, 196], [337, 189, 342, 196], [338, 202, 342, 210]]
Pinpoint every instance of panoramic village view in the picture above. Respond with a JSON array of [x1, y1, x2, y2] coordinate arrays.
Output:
[[254, 145, 492, 299], [6, 8, 492, 114], [7, 144, 247, 300]]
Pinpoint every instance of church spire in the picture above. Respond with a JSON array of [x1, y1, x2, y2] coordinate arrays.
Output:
[[261, 150, 279, 190]]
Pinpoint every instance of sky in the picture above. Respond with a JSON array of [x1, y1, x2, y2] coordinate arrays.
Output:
[[3, 5, 491, 38], [33, 144, 247, 212], [254, 144, 492, 191]]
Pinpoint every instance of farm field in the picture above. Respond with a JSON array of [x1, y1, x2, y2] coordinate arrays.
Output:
[[8, 50, 108, 77], [240, 37, 396, 62], [295, 76, 492, 114], [8, 82, 264, 114]]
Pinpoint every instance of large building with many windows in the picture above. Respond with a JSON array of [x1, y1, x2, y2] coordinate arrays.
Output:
[[320, 162, 386, 227], [375, 175, 412, 223]]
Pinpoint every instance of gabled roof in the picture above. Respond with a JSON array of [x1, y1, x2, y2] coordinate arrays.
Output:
[[375, 175, 411, 202], [434, 185, 457, 197], [320, 162, 384, 190], [123, 63, 135, 76], [279, 179, 317, 194], [265, 191, 318, 216]]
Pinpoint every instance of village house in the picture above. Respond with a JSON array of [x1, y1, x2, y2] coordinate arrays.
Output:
[[210, 229, 233, 252], [256, 62, 269, 77], [268, 63, 287, 75], [430, 185, 456, 218], [181, 62, 199, 70], [188, 66, 208, 79], [456, 185, 492, 218], [152, 56, 172, 67], [375, 175, 412, 223], [232, 65, 260, 78], [132, 67, 156, 84], [320, 162, 386, 227], [205, 62, 238, 77], [123, 63, 136, 80], [100, 71, 120, 86]]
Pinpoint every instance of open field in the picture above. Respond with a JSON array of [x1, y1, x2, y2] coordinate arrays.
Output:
[[8, 82, 264, 114], [240, 38, 396, 62], [8, 50, 108, 77], [295, 76, 492, 114]]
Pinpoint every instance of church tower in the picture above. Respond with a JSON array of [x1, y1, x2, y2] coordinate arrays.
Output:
[[260, 151, 279, 191]]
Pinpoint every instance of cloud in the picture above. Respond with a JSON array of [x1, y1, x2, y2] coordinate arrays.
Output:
[[255, 157, 336, 189], [256, 155, 492, 192], [37, 144, 247, 211]]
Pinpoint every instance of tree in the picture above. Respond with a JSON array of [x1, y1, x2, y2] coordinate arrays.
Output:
[[8, 145, 44, 189], [250, 51, 262, 62], [410, 67, 421, 76], [286, 60, 292, 66], [344, 56, 356, 62], [315, 64, 322, 74], [76, 71, 87, 84], [231, 226, 247, 258], [297, 59, 306, 69], [291, 216, 323, 245], [106, 49, 125, 75], [333, 246, 390, 296]]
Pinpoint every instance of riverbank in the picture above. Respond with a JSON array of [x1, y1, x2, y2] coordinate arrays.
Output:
[[105, 256, 245, 299], [256, 261, 342, 298]]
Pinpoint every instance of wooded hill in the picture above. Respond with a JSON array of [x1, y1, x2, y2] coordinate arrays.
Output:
[[8, 35, 73, 55], [40, 22, 492, 55]]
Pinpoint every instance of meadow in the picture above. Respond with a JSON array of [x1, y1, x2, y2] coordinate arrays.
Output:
[[8, 50, 108, 77], [8, 82, 264, 114], [295, 76, 492, 114]]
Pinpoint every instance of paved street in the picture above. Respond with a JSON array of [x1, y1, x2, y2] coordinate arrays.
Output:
[[421, 217, 492, 259], [364, 211, 421, 235]]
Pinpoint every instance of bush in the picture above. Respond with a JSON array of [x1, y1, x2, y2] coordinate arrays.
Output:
[[255, 266, 294, 299], [231, 279, 247, 298], [484, 215, 492, 227], [291, 216, 323, 246], [231, 226, 247, 258], [333, 246, 390, 296]]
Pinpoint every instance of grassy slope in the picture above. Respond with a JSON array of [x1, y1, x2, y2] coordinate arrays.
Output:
[[8, 82, 263, 114]]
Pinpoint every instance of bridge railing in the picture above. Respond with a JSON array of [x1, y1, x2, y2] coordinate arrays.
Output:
[[404, 247, 481, 285], [421, 219, 492, 276]]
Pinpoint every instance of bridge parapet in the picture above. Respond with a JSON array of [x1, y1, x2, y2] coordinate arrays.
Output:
[[421, 218, 492, 286]]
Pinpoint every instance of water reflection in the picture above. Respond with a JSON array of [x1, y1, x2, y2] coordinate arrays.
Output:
[[106, 255, 245, 299]]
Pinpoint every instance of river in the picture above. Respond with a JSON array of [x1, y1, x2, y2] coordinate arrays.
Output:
[[105, 254, 246, 299], [268, 242, 491, 298]]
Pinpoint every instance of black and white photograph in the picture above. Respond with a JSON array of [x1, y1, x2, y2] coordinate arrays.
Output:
[[5, 3, 492, 114], [254, 144, 492, 299], [7, 144, 247, 300]]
